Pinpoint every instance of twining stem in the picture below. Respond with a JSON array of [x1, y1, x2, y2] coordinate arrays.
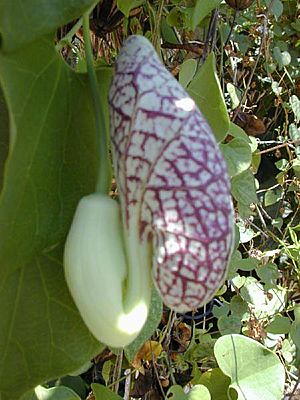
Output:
[[56, 18, 83, 51], [82, 11, 111, 194]]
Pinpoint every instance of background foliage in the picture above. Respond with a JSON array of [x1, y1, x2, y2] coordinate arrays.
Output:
[[0, 0, 299, 399]]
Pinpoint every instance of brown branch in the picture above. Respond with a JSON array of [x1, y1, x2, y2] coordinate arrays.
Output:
[[161, 42, 204, 55]]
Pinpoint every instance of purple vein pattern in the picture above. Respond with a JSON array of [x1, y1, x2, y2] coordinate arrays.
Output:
[[109, 35, 234, 312]]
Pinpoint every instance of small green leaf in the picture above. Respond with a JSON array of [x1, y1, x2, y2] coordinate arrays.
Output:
[[192, 0, 222, 30], [231, 169, 258, 205], [271, 81, 282, 95], [238, 257, 259, 272], [228, 122, 251, 143], [212, 302, 230, 318], [275, 159, 288, 171], [179, 59, 197, 88], [117, 0, 144, 17], [214, 334, 285, 400], [256, 263, 279, 289], [292, 159, 300, 177], [266, 315, 291, 334], [236, 220, 255, 243], [92, 383, 123, 400], [187, 52, 229, 142], [161, 18, 179, 44], [227, 83, 241, 110], [166, 7, 186, 28], [199, 368, 232, 400], [220, 138, 252, 177], [290, 95, 300, 122], [273, 47, 291, 68], [289, 123, 300, 141], [167, 385, 188, 400], [230, 296, 249, 320], [291, 305, 300, 351], [264, 187, 283, 206], [266, 0, 283, 19], [217, 315, 242, 335]]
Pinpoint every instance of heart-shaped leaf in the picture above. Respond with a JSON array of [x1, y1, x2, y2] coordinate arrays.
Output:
[[214, 334, 285, 400]]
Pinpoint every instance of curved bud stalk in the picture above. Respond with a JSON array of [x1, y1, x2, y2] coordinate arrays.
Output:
[[64, 194, 151, 347], [109, 35, 234, 312]]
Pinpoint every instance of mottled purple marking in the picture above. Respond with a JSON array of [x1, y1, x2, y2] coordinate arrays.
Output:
[[109, 35, 234, 312]]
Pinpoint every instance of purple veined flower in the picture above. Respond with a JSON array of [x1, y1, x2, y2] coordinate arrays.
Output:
[[109, 35, 234, 312], [64, 35, 234, 348]]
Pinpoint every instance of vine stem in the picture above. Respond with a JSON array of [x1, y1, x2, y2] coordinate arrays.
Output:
[[82, 10, 111, 194]]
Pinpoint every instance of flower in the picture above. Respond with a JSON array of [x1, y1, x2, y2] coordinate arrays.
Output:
[[109, 35, 234, 312], [64, 35, 234, 348]]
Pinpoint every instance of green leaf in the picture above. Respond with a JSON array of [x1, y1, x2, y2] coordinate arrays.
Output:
[[228, 122, 251, 143], [0, 38, 111, 280], [0, 1, 97, 52], [167, 385, 188, 400], [179, 59, 197, 88], [21, 385, 81, 400], [238, 257, 259, 272], [0, 247, 103, 400], [92, 383, 122, 400], [214, 334, 285, 400], [256, 263, 279, 289], [0, 86, 9, 192], [117, 0, 144, 17], [231, 169, 258, 205], [264, 187, 283, 207], [188, 385, 211, 400], [161, 18, 179, 44], [227, 83, 241, 110], [220, 138, 252, 177], [230, 296, 249, 320], [236, 220, 255, 243], [273, 47, 291, 68], [124, 287, 163, 361], [187, 52, 229, 142], [212, 302, 230, 318], [290, 95, 300, 122], [192, 0, 222, 30], [217, 315, 241, 335], [289, 123, 300, 141], [291, 304, 300, 351], [265, 0, 283, 19], [266, 315, 291, 334], [0, 38, 110, 399], [199, 368, 232, 400]]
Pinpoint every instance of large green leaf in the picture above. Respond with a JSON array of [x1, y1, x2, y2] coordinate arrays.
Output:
[[0, 86, 9, 192], [0, 37, 111, 399], [21, 385, 81, 400], [0, 246, 104, 400], [214, 334, 285, 400], [0, 38, 111, 280], [0, 0, 97, 52], [187, 53, 229, 142]]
